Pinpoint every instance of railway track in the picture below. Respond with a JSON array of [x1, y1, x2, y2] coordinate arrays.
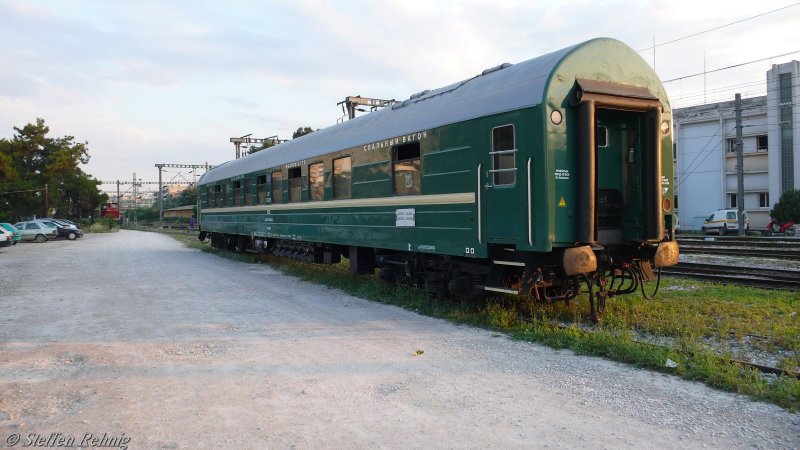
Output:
[[528, 317, 800, 380], [661, 262, 800, 291], [676, 236, 800, 259]]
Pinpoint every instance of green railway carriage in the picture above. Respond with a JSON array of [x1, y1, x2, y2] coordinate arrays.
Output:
[[197, 38, 679, 319]]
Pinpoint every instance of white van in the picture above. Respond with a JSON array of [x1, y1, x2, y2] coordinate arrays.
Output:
[[701, 209, 750, 235]]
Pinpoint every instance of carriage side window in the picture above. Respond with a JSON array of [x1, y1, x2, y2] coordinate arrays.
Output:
[[232, 180, 241, 206], [271, 172, 283, 203], [309, 163, 324, 201], [288, 167, 302, 202], [256, 175, 267, 204], [491, 125, 516, 186], [207, 187, 214, 208], [214, 185, 222, 207], [333, 157, 352, 199], [243, 178, 251, 205], [393, 142, 421, 195], [222, 184, 228, 207]]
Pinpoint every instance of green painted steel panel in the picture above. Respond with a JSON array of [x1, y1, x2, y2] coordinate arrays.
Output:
[[199, 38, 674, 259]]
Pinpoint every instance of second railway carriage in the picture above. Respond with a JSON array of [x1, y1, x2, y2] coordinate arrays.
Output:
[[198, 38, 679, 319]]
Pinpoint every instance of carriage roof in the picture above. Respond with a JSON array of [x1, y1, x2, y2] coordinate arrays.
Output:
[[200, 38, 630, 185]]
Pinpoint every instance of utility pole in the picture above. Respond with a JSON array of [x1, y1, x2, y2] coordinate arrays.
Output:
[[735, 93, 745, 236], [337, 96, 395, 121], [154, 163, 215, 223], [158, 167, 163, 227], [43, 183, 49, 218], [133, 172, 137, 225], [230, 135, 286, 159]]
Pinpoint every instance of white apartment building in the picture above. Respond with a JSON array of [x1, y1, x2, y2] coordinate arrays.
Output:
[[674, 61, 800, 231]]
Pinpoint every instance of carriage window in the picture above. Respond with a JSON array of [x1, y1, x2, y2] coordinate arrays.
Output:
[[288, 167, 302, 202], [232, 180, 241, 206], [271, 172, 282, 203], [596, 126, 608, 148], [207, 187, 214, 208], [491, 125, 516, 186], [333, 157, 352, 199], [393, 142, 421, 195], [243, 178, 251, 205], [256, 175, 267, 204], [214, 185, 222, 207], [309, 163, 324, 201]]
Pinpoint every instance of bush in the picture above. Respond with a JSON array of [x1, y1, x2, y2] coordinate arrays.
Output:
[[101, 217, 119, 230], [770, 189, 800, 223]]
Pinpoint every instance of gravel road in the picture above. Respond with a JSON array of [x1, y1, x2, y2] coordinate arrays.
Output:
[[0, 230, 798, 449]]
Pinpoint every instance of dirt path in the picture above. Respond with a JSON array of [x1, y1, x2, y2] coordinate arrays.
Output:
[[0, 230, 797, 449]]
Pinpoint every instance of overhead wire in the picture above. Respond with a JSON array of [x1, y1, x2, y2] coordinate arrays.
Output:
[[637, 3, 800, 52]]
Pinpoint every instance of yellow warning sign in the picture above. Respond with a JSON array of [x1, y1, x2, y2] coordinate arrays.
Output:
[[558, 197, 567, 207]]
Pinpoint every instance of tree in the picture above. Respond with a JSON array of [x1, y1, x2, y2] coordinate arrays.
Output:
[[0, 118, 105, 222], [770, 189, 800, 223], [292, 126, 316, 139], [247, 139, 277, 155]]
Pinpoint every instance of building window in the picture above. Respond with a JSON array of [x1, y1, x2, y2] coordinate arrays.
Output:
[[729, 193, 737, 208], [271, 172, 282, 203], [232, 180, 241, 206], [757, 135, 768, 152], [673, 143, 677, 159], [288, 167, 302, 202], [674, 194, 678, 210], [759, 192, 769, 208], [393, 142, 421, 195], [727, 139, 736, 153], [333, 157, 351, 199], [256, 175, 267, 204], [491, 124, 516, 186], [309, 163, 324, 201]]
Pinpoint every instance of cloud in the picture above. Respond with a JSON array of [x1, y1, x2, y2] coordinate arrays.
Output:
[[2, 0, 799, 183]]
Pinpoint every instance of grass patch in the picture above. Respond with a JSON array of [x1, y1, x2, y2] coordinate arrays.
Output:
[[84, 223, 119, 233], [152, 227, 800, 411]]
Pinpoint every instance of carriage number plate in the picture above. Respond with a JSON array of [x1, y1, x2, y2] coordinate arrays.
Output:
[[396, 208, 416, 227]]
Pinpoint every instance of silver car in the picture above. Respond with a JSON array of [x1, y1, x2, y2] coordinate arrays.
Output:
[[14, 221, 60, 242], [0, 227, 12, 248]]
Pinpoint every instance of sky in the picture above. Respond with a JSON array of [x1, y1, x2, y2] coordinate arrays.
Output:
[[1, 0, 799, 190]]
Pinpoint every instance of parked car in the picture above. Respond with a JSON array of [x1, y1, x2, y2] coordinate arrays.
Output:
[[701, 209, 750, 235], [0, 223, 21, 244], [35, 219, 83, 240], [0, 227, 12, 248], [44, 217, 81, 229], [13, 221, 60, 242]]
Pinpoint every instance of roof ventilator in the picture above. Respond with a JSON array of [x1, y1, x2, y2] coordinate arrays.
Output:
[[481, 62, 512, 75], [392, 63, 512, 110]]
